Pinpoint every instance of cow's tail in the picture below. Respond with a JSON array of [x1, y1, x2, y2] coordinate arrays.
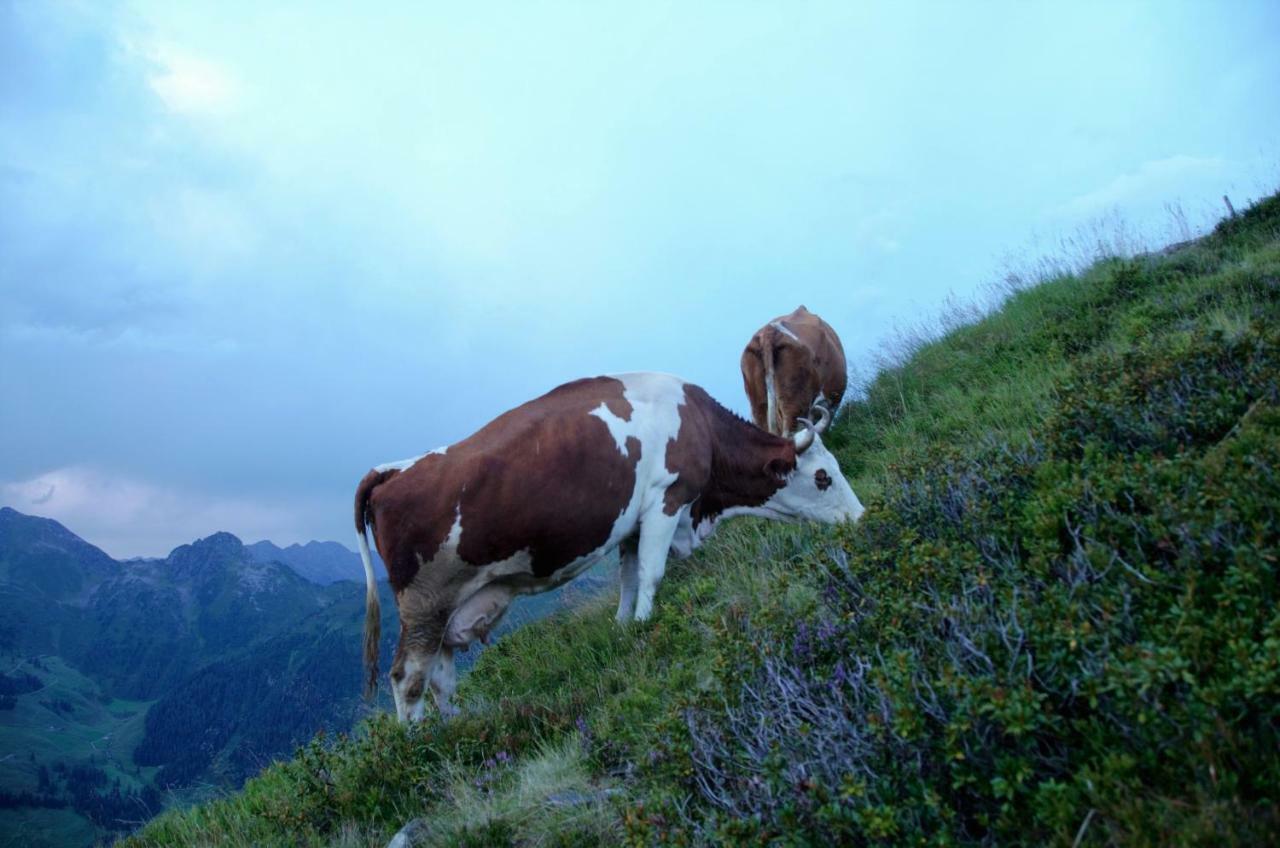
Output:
[[355, 469, 393, 701], [763, 332, 781, 435]]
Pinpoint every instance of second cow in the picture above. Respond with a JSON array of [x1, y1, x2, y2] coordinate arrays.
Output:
[[741, 305, 847, 436]]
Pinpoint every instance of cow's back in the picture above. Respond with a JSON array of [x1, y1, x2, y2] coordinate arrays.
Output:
[[773, 306, 847, 409], [368, 376, 651, 588]]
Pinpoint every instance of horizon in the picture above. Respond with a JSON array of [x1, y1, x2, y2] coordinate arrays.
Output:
[[0, 504, 362, 560], [3, 2, 1279, 558]]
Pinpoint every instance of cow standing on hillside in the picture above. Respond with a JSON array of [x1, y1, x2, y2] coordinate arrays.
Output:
[[741, 305, 848, 436], [355, 372, 863, 721]]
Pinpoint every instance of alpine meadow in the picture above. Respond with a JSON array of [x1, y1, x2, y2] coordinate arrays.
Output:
[[116, 192, 1280, 846]]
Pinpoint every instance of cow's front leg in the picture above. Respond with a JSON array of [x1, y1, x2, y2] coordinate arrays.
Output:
[[616, 539, 640, 623], [633, 510, 681, 621]]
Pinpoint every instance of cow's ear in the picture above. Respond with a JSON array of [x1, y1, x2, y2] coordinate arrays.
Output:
[[764, 457, 792, 481]]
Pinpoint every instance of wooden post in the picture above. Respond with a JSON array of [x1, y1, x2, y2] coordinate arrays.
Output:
[[1223, 194, 1237, 219]]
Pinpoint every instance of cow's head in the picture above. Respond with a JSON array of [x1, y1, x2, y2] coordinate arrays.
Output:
[[766, 403, 864, 523]]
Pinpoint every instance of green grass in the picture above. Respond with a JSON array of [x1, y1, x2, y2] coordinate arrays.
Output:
[[123, 191, 1280, 846]]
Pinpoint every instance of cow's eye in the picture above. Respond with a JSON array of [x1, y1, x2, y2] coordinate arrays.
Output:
[[815, 469, 832, 491], [391, 669, 405, 683]]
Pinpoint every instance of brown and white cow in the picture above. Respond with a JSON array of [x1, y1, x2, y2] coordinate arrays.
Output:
[[741, 305, 848, 436], [355, 372, 863, 721]]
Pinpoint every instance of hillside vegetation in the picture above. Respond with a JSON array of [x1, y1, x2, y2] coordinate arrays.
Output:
[[126, 192, 1280, 847]]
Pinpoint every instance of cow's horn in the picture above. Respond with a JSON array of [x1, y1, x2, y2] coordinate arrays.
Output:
[[794, 417, 816, 454], [809, 402, 831, 435]]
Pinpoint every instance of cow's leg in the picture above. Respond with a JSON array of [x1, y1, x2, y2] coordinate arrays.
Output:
[[429, 647, 458, 718], [633, 511, 681, 621], [393, 564, 462, 722], [615, 539, 640, 623]]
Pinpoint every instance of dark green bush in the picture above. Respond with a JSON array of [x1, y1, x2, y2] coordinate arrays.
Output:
[[662, 325, 1280, 845]]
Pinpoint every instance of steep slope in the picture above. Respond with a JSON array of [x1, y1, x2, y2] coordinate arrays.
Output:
[[0, 507, 119, 601], [0, 507, 120, 657], [127, 192, 1280, 847]]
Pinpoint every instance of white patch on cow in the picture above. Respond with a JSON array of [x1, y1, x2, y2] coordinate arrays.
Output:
[[614, 373, 683, 500], [761, 436, 864, 524], [633, 504, 684, 621], [770, 320, 800, 342], [374, 446, 446, 474], [607, 372, 698, 619], [439, 503, 464, 551], [392, 652, 432, 723], [589, 401, 634, 457]]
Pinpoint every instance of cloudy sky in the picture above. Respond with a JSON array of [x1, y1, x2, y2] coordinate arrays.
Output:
[[2, 1, 1278, 558]]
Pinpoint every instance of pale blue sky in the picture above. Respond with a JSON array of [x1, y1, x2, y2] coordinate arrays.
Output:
[[2, 1, 1278, 556]]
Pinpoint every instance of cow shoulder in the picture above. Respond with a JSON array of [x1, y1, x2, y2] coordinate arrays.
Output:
[[662, 384, 716, 515]]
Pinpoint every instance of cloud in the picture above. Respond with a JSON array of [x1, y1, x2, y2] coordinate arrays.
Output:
[[146, 43, 237, 116], [1, 467, 323, 559]]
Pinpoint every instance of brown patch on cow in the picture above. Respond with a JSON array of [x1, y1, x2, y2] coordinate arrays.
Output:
[[365, 377, 642, 589], [740, 305, 848, 435], [739, 337, 769, 431], [355, 467, 400, 534], [663, 384, 797, 526], [365, 453, 451, 593]]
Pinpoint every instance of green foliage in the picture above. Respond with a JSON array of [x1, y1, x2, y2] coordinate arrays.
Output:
[[126, 191, 1280, 846]]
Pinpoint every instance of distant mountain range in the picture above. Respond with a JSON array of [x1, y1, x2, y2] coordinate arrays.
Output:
[[0, 506, 608, 847], [245, 538, 376, 585]]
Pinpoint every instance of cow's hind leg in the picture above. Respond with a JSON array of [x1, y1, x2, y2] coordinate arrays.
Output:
[[633, 509, 681, 621], [429, 647, 458, 718], [615, 539, 640, 623]]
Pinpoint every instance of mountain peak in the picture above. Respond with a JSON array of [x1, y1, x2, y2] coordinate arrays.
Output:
[[245, 538, 370, 585], [0, 506, 118, 581], [198, 530, 244, 548], [166, 531, 246, 575]]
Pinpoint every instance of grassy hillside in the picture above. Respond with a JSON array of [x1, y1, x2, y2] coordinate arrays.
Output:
[[0, 656, 158, 848], [124, 192, 1280, 847]]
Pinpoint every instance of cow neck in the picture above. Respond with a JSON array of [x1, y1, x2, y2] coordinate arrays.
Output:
[[696, 395, 795, 524]]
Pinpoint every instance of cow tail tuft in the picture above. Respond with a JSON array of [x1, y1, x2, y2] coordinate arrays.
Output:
[[355, 469, 392, 701], [763, 332, 780, 435]]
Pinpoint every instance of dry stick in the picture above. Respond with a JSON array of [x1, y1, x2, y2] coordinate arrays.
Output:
[[1072, 808, 1097, 848]]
